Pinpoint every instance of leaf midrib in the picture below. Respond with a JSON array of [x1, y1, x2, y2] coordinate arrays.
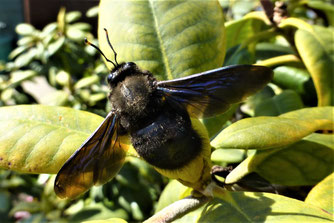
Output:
[[148, 0, 172, 80]]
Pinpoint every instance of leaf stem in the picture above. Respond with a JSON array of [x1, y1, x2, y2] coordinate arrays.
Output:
[[144, 194, 211, 223]]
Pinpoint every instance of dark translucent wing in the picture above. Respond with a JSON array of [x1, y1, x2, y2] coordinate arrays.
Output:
[[54, 112, 129, 199], [157, 65, 273, 118]]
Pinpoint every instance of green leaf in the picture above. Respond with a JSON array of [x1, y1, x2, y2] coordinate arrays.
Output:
[[273, 66, 316, 103], [254, 90, 304, 116], [65, 11, 82, 23], [176, 191, 333, 222], [70, 203, 128, 222], [55, 70, 70, 87], [304, 133, 334, 150], [98, 0, 225, 80], [211, 116, 332, 150], [7, 70, 37, 89], [14, 48, 37, 68], [155, 180, 189, 213], [0, 105, 104, 174], [295, 26, 334, 106], [225, 138, 334, 185], [69, 23, 91, 32], [223, 45, 254, 66], [242, 86, 275, 116], [279, 18, 313, 31], [47, 36, 65, 56], [225, 12, 268, 50], [74, 75, 100, 90], [17, 36, 35, 46], [281, 106, 334, 121], [305, 172, 334, 214], [201, 104, 237, 138], [8, 46, 29, 60], [255, 42, 294, 61], [16, 24, 36, 36], [211, 149, 245, 164], [67, 27, 86, 41], [86, 6, 99, 18], [40, 23, 58, 38], [256, 54, 301, 68]]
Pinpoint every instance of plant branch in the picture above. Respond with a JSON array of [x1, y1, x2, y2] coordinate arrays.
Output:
[[144, 195, 211, 223]]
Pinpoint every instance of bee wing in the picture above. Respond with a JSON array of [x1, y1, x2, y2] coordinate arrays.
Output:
[[54, 112, 128, 199], [157, 65, 273, 118]]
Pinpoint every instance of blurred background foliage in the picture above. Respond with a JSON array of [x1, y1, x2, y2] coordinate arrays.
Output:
[[0, 0, 333, 222]]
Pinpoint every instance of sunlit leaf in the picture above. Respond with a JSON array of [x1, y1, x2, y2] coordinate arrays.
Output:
[[48, 36, 65, 56], [99, 0, 225, 80], [8, 46, 29, 60], [40, 23, 58, 38], [74, 75, 100, 90], [211, 149, 245, 164], [176, 191, 333, 222], [211, 116, 332, 150], [16, 24, 36, 36], [0, 105, 129, 174], [86, 6, 99, 18], [305, 172, 334, 214], [225, 138, 334, 186], [65, 11, 82, 23], [280, 106, 334, 121], [67, 27, 86, 41], [14, 48, 37, 67], [295, 26, 334, 106]]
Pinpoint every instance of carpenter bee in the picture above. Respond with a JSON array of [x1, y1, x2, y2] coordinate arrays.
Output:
[[54, 29, 273, 199]]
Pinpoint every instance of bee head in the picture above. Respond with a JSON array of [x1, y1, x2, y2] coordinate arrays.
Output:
[[107, 62, 138, 87]]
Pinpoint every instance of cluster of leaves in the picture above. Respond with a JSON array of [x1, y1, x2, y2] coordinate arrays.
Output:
[[0, 7, 109, 114], [0, 0, 333, 222]]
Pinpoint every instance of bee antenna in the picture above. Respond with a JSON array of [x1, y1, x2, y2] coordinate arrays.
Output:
[[84, 38, 116, 67], [104, 28, 119, 66]]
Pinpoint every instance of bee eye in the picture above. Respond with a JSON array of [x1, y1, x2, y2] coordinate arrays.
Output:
[[107, 73, 114, 84]]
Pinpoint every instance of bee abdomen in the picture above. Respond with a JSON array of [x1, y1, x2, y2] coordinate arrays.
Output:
[[131, 109, 202, 169]]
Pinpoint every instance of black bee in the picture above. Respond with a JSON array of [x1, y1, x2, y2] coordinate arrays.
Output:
[[54, 29, 273, 199]]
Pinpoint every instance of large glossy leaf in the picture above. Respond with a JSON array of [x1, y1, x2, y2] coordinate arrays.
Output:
[[295, 26, 334, 106], [225, 138, 334, 186], [305, 172, 334, 214], [175, 191, 333, 222], [0, 105, 129, 174], [98, 0, 225, 80], [211, 116, 332, 150], [280, 106, 334, 121]]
